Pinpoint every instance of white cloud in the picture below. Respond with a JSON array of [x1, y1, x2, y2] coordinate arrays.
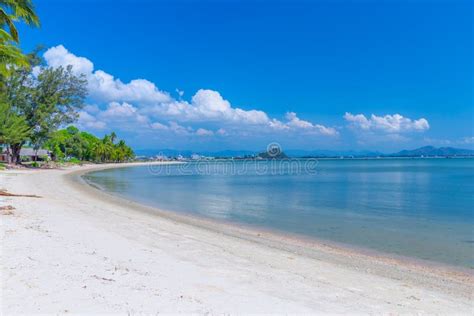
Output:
[[148, 89, 271, 126], [44, 45, 171, 105], [344, 112, 429, 133], [44, 45, 93, 75], [83, 104, 100, 114], [147, 92, 338, 136], [78, 102, 148, 131], [196, 128, 214, 136], [100, 102, 148, 123], [285, 112, 338, 135], [150, 121, 193, 136], [285, 112, 312, 129], [77, 111, 106, 130], [42, 45, 339, 139], [150, 122, 169, 131], [343, 113, 371, 130], [89, 71, 171, 104], [168, 121, 192, 135]]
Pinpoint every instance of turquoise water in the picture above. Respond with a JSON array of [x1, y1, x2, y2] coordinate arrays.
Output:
[[84, 159, 474, 268]]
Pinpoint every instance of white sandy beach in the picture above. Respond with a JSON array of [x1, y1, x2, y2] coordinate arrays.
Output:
[[1, 163, 473, 314]]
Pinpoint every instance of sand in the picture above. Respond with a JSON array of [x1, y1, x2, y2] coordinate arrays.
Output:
[[1, 163, 473, 314]]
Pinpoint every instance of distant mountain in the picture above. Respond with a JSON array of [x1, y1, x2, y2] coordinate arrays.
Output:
[[390, 146, 474, 157], [135, 146, 474, 159]]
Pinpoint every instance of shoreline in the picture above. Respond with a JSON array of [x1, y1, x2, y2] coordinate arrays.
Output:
[[2, 163, 473, 313], [72, 164, 473, 291]]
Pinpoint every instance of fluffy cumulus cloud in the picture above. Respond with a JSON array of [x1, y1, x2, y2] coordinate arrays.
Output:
[[44, 45, 94, 75], [145, 89, 271, 125], [100, 102, 148, 123], [344, 113, 429, 133], [77, 111, 106, 130], [42, 45, 337, 139], [45, 45, 443, 148], [44, 45, 171, 105], [149, 121, 191, 135], [77, 102, 148, 131], [285, 112, 338, 135]]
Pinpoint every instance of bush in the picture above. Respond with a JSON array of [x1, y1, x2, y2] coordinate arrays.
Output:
[[67, 157, 82, 164]]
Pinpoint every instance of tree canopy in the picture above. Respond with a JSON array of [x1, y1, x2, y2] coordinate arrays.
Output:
[[45, 126, 135, 163], [1, 55, 88, 163], [8, 63, 87, 147], [0, 101, 30, 162]]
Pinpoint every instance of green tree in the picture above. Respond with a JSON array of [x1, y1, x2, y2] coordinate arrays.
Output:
[[0, 101, 30, 163], [115, 139, 134, 162], [79, 131, 99, 161], [45, 127, 134, 163], [110, 131, 117, 144], [92, 141, 107, 162], [5, 62, 87, 163]]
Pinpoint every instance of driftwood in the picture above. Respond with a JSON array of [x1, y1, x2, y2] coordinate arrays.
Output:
[[0, 190, 41, 198], [0, 205, 15, 215]]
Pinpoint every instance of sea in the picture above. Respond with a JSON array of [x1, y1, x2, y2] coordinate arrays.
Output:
[[83, 158, 474, 268]]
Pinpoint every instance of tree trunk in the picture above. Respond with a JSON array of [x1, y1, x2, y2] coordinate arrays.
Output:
[[5, 145, 11, 164], [11, 143, 22, 165], [5, 144, 12, 165]]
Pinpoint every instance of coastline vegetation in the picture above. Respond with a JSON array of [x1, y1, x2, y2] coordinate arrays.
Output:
[[0, 0, 134, 166], [45, 127, 134, 163]]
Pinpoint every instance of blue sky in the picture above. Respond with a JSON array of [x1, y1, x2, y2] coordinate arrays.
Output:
[[19, 0, 473, 152]]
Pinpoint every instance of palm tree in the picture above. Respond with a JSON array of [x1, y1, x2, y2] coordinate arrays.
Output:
[[0, 0, 39, 76], [0, 0, 39, 41], [92, 141, 107, 163], [115, 140, 127, 162], [110, 132, 117, 144]]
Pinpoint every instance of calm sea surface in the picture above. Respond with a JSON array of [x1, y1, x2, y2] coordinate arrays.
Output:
[[84, 159, 474, 268]]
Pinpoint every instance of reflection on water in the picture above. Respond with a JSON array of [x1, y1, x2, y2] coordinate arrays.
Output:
[[84, 159, 474, 268]]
